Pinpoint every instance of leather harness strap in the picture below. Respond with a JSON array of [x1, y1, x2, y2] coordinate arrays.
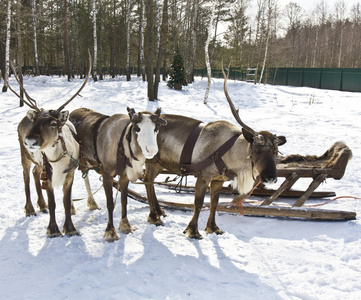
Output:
[[179, 122, 204, 169], [178, 123, 240, 180], [116, 123, 132, 175], [93, 115, 110, 163]]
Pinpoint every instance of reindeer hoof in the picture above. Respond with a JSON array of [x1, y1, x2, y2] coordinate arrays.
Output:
[[25, 205, 37, 216], [47, 228, 62, 238], [104, 228, 120, 242], [87, 198, 101, 211], [25, 211, 37, 217], [63, 226, 79, 237], [148, 214, 164, 226], [40, 208, 48, 214], [183, 227, 203, 239], [119, 217, 133, 234], [205, 225, 224, 235]]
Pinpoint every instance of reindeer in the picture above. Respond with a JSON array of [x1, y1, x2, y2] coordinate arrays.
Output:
[[144, 65, 287, 239], [69, 107, 167, 242], [8, 56, 94, 237]]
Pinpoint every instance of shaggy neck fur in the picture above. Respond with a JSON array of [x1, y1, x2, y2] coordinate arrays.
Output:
[[124, 127, 145, 182], [41, 122, 79, 187]]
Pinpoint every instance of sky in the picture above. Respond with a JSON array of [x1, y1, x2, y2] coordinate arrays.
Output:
[[278, 0, 360, 13]]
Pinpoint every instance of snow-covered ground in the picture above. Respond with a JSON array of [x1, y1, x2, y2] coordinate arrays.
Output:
[[0, 75, 360, 300]]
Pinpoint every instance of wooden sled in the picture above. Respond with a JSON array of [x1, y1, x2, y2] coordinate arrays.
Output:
[[124, 141, 356, 221]]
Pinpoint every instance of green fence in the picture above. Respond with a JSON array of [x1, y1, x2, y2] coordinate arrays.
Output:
[[195, 67, 361, 92]]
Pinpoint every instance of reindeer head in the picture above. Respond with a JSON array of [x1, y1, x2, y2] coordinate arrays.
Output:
[[10, 52, 91, 153], [23, 109, 70, 152], [127, 107, 167, 159], [222, 62, 286, 184]]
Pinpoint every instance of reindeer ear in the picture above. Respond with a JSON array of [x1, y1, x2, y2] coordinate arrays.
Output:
[[127, 107, 137, 119], [158, 118, 167, 126], [242, 128, 254, 144], [58, 110, 69, 125], [26, 110, 38, 122], [276, 136, 287, 146]]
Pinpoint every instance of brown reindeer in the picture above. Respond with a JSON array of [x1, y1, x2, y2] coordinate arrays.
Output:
[[144, 65, 287, 239], [69, 107, 167, 242], [8, 55, 93, 237]]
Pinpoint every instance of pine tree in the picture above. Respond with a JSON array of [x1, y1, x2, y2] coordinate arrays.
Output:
[[167, 47, 188, 90]]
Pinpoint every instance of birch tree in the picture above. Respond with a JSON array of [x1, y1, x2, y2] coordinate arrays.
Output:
[[138, 0, 146, 81], [126, 0, 131, 81], [145, 0, 155, 101], [259, 0, 276, 84], [204, 1, 216, 105], [63, 0, 71, 81], [335, 0, 346, 68], [2, 0, 12, 92], [92, 0, 98, 81], [32, 0, 40, 76]]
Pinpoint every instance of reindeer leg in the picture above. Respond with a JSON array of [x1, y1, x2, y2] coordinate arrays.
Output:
[[144, 162, 166, 225], [83, 175, 101, 210], [33, 165, 48, 213], [205, 180, 224, 235], [103, 172, 119, 242], [46, 187, 62, 238], [118, 175, 132, 234], [62, 171, 79, 236], [184, 175, 209, 239], [21, 153, 37, 216]]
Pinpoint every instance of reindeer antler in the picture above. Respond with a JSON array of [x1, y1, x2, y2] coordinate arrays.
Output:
[[8, 61, 40, 112], [7, 50, 92, 114], [222, 61, 256, 135], [56, 49, 92, 113]]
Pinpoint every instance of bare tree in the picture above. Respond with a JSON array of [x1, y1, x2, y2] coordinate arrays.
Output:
[[139, 0, 146, 81], [259, 0, 277, 84], [92, 0, 98, 81], [335, 0, 347, 68], [146, 0, 155, 101], [2, 0, 12, 92], [31, 0, 40, 76], [285, 2, 302, 67], [204, 0, 216, 104], [126, 0, 132, 81]]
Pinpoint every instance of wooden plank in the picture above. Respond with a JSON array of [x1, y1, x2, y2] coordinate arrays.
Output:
[[154, 181, 336, 199], [261, 173, 300, 206], [126, 189, 357, 221], [292, 174, 327, 207]]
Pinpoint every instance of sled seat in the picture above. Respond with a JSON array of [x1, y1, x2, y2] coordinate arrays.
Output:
[[256, 141, 353, 206]]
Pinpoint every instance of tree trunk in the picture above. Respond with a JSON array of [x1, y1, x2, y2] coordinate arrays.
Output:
[[16, 0, 24, 105], [146, 0, 154, 101], [153, 0, 161, 99], [2, 0, 11, 93], [92, 0, 98, 81], [140, 0, 146, 81], [126, 0, 131, 81], [63, 0, 71, 81], [204, 1, 215, 104], [32, 0, 40, 76]]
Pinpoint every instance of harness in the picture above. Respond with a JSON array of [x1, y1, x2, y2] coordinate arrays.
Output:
[[178, 123, 240, 180], [92, 115, 110, 163], [116, 123, 138, 175]]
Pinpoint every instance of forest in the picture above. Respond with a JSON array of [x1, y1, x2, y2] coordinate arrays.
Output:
[[1, 0, 361, 95]]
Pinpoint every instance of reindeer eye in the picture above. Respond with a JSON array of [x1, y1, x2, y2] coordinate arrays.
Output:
[[50, 121, 57, 127]]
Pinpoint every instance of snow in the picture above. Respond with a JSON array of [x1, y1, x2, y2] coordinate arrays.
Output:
[[1, 75, 361, 300]]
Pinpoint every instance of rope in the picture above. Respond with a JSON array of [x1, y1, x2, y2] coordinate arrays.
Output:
[[65, 152, 99, 178], [230, 180, 262, 215]]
